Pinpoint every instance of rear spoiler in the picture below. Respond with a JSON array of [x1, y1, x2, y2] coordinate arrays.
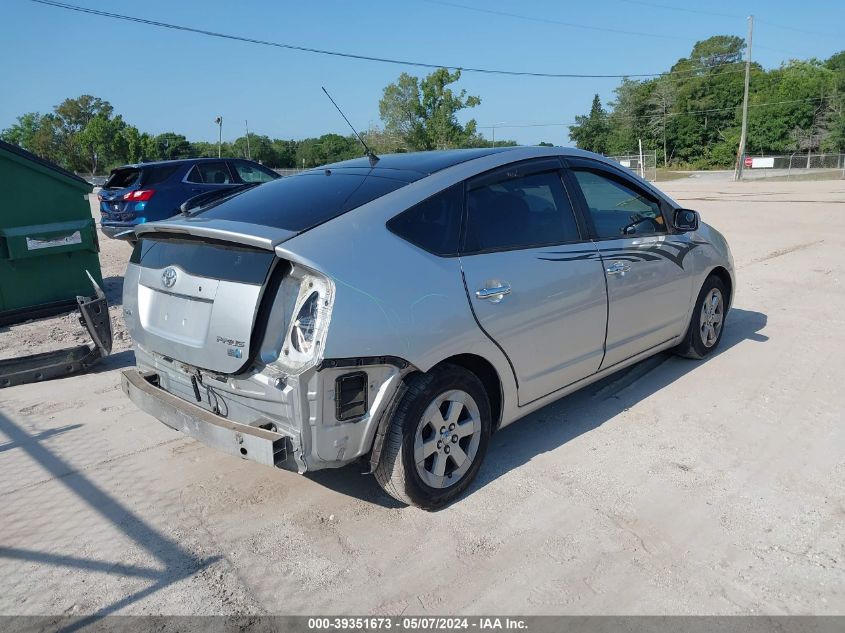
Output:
[[0, 273, 113, 388], [134, 219, 296, 251]]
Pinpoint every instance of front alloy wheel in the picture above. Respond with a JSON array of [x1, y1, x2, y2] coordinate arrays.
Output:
[[699, 287, 724, 348], [675, 274, 729, 359]]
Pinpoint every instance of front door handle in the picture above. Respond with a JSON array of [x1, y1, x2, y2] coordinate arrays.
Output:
[[606, 261, 631, 276], [475, 282, 511, 303]]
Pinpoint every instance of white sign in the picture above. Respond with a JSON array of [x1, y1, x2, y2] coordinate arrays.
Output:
[[751, 157, 775, 169], [619, 160, 632, 168], [25, 231, 82, 251]]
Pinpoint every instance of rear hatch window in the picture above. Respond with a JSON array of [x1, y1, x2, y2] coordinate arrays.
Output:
[[104, 168, 140, 189], [130, 236, 275, 284], [127, 235, 278, 374], [195, 171, 408, 232]]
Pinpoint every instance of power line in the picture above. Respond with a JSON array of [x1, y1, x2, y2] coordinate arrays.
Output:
[[755, 19, 842, 41], [29, 0, 743, 80], [609, 0, 742, 19], [422, 0, 687, 41], [479, 96, 831, 129], [421, 0, 750, 77], [612, 0, 842, 40]]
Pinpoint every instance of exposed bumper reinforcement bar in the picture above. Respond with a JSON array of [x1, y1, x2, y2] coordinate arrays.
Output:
[[121, 368, 295, 470], [0, 273, 112, 388]]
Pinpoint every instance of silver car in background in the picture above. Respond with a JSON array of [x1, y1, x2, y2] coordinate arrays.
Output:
[[121, 146, 734, 509]]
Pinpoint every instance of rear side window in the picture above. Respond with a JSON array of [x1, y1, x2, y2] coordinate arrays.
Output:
[[141, 164, 181, 187], [197, 162, 233, 184], [104, 168, 140, 189], [196, 171, 408, 232], [463, 170, 580, 253], [185, 165, 203, 183], [387, 185, 462, 256]]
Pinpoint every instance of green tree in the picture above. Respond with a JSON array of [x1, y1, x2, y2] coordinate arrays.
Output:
[[1, 112, 60, 161], [52, 95, 115, 171], [271, 139, 298, 167], [294, 134, 360, 167], [122, 126, 157, 163], [379, 68, 481, 150], [77, 114, 128, 174], [569, 94, 610, 154], [152, 132, 192, 160], [685, 35, 745, 70]]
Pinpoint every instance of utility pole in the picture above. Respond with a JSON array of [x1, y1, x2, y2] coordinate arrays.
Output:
[[215, 116, 223, 158], [245, 119, 251, 160], [735, 15, 753, 181], [638, 138, 645, 179]]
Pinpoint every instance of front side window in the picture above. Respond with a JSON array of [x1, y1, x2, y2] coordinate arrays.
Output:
[[463, 170, 580, 253], [387, 184, 462, 256], [572, 169, 665, 239], [197, 161, 232, 185], [233, 161, 278, 183]]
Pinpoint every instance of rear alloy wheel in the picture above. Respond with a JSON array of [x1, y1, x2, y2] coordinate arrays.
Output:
[[374, 364, 491, 509], [675, 274, 729, 359], [413, 389, 482, 490]]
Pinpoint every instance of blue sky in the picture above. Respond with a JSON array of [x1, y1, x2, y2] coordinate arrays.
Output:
[[2, 0, 842, 147]]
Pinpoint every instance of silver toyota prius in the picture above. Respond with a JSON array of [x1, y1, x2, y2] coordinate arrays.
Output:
[[121, 146, 734, 509]]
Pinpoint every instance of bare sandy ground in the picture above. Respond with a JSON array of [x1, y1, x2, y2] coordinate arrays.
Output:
[[0, 177, 843, 616]]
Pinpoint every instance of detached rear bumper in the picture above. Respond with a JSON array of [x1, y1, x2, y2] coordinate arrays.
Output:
[[121, 369, 299, 471]]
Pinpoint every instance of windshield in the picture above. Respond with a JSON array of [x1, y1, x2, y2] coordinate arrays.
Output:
[[195, 171, 408, 232]]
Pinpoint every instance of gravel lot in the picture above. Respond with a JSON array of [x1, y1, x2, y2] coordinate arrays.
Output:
[[0, 177, 843, 616]]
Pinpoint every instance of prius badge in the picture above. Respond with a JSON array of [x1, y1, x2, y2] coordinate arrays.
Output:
[[161, 267, 177, 289]]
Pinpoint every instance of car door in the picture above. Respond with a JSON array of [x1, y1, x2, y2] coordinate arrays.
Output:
[[459, 159, 608, 405], [565, 159, 695, 369]]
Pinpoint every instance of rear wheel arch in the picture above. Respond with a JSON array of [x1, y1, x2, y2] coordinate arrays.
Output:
[[432, 354, 503, 431]]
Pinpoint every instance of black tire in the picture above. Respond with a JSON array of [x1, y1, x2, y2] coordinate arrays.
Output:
[[374, 364, 492, 510], [675, 274, 729, 359]]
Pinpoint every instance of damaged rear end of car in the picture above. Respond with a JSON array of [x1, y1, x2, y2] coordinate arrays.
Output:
[[120, 169, 413, 474]]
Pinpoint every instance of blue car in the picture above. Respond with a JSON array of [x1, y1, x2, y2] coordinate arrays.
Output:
[[98, 158, 279, 239]]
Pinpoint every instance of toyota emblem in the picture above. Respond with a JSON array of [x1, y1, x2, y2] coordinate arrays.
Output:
[[161, 267, 178, 289]]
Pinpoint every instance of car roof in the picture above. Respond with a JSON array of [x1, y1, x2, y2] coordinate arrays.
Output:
[[322, 147, 521, 178]]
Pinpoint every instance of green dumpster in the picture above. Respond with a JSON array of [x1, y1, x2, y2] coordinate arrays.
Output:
[[0, 140, 101, 325]]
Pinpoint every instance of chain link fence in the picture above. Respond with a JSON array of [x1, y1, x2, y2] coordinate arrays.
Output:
[[739, 153, 845, 180], [607, 151, 658, 182]]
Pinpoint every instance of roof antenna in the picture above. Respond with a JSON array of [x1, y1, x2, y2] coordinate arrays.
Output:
[[322, 86, 379, 167]]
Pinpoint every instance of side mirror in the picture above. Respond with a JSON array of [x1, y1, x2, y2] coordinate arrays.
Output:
[[673, 208, 699, 232]]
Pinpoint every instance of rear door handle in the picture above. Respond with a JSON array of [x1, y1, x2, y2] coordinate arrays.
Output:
[[606, 261, 631, 276], [475, 283, 511, 303]]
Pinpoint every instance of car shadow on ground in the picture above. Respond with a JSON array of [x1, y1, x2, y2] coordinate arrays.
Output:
[[308, 307, 768, 509], [91, 349, 135, 373], [0, 409, 219, 630]]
